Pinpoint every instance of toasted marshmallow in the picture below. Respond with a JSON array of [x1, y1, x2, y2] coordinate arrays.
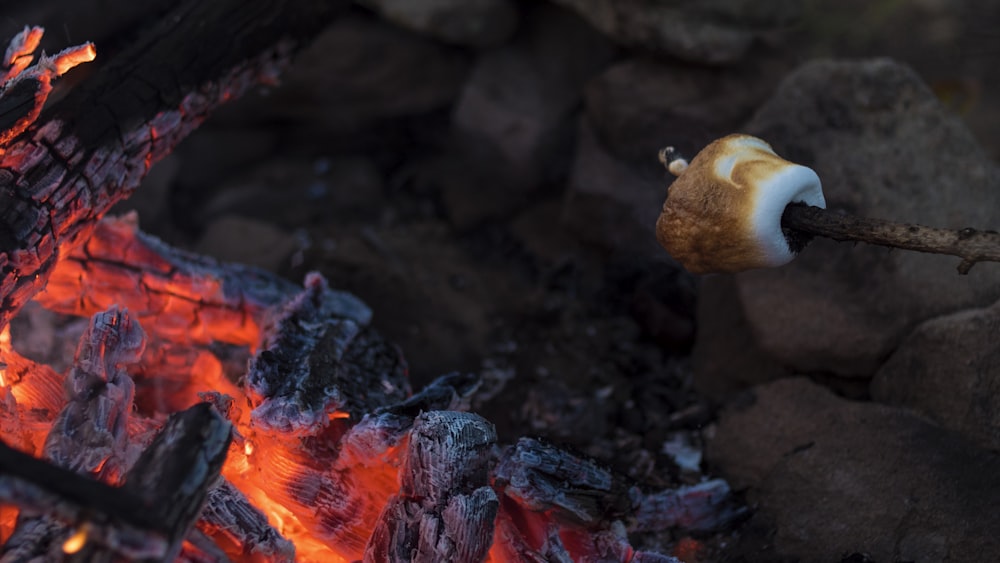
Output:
[[656, 134, 825, 274]]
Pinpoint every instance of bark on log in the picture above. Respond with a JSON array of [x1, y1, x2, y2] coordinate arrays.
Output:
[[0, 0, 346, 330]]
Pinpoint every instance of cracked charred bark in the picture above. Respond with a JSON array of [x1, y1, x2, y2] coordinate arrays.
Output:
[[0, 0, 346, 330]]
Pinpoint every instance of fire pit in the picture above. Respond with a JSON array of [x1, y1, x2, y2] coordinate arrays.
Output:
[[0, 1, 745, 561]]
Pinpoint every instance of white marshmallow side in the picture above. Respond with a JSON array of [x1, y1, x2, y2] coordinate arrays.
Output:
[[749, 164, 826, 267]]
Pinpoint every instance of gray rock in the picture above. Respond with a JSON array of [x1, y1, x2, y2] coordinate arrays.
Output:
[[356, 0, 518, 47], [548, 0, 801, 64], [872, 299, 1000, 451], [450, 3, 615, 194], [704, 58, 1000, 379], [690, 275, 788, 401], [566, 119, 665, 255], [707, 377, 1000, 563], [216, 15, 470, 135], [584, 57, 783, 163], [196, 215, 298, 272], [197, 156, 385, 231]]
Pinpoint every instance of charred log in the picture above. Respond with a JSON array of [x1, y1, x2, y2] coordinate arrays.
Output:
[[0, 403, 230, 562], [116, 403, 232, 562], [0, 0, 346, 330]]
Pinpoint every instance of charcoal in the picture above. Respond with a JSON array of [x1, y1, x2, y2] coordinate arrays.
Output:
[[364, 411, 499, 563], [0, 404, 230, 562], [198, 480, 294, 563], [4, 306, 148, 563], [494, 437, 633, 526], [37, 215, 369, 348], [117, 403, 232, 562], [631, 479, 749, 534], [43, 306, 144, 481], [339, 373, 483, 476], [246, 273, 408, 434], [495, 436, 745, 535]]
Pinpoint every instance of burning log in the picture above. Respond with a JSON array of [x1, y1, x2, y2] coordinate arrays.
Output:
[[1, 306, 231, 561], [0, 0, 345, 331], [0, 403, 231, 562]]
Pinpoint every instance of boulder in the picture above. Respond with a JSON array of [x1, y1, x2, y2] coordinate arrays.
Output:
[[356, 0, 518, 47], [702, 58, 1000, 381], [707, 378, 1000, 563], [214, 14, 471, 136], [196, 215, 298, 273], [449, 3, 615, 196], [548, 0, 801, 64], [872, 299, 1000, 451]]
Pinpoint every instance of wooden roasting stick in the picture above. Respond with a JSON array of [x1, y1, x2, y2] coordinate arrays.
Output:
[[0, 0, 346, 331]]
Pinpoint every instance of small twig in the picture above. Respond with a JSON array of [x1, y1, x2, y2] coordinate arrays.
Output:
[[781, 204, 1000, 274]]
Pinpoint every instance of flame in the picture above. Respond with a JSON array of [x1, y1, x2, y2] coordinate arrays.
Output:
[[62, 524, 89, 554]]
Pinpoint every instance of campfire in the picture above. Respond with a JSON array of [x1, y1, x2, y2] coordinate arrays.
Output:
[[0, 3, 743, 562]]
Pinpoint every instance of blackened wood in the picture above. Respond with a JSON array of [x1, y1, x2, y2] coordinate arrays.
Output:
[[36, 214, 356, 347], [0, 400, 229, 561], [246, 273, 409, 435], [197, 480, 294, 563], [364, 411, 499, 563], [119, 402, 232, 562], [630, 479, 748, 534], [0, 438, 168, 555], [493, 437, 633, 527], [43, 306, 144, 482], [0, 0, 346, 330]]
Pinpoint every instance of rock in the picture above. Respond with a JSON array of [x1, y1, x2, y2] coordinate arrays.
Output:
[[214, 14, 470, 136], [690, 275, 787, 401], [449, 3, 615, 196], [195, 215, 298, 272], [564, 119, 665, 256], [584, 57, 782, 164], [872, 299, 1000, 451], [548, 0, 801, 64], [707, 378, 1000, 563], [700, 58, 1000, 380], [197, 156, 385, 231], [356, 0, 518, 47]]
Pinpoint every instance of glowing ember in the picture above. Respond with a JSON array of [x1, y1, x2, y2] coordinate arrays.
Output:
[[50, 43, 97, 77], [61, 524, 89, 554]]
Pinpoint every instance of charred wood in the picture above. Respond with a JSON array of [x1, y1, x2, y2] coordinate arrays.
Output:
[[246, 272, 407, 435], [197, 480, 294, 563], [35, 214, 358, 347], [364, 411, 499, 563], [0, 0, 346, 330], [0, 402, 230, 562], [117, 402, 232, 562]]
